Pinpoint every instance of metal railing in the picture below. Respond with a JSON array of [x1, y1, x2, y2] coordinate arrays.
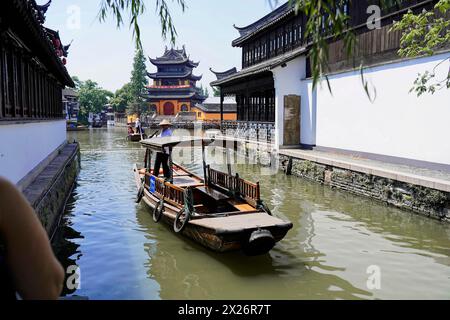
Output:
[[221, 121, 275, 144]]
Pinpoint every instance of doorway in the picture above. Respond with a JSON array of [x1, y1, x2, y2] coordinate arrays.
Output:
[[283, 95, 301, 146], [163, 102, 175, 115]]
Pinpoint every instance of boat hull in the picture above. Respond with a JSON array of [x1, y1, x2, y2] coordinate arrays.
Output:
[[141, 192, 291, 253], [133, 164, 292, 255], [128, 134, 147, 142]]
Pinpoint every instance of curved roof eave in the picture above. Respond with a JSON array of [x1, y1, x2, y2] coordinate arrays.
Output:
[[231, 3, 295, 47]]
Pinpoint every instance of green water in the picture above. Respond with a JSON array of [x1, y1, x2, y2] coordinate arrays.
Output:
[[55, 127, 450, 300]]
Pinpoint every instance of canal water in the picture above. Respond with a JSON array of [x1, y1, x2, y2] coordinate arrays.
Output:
[[55, 127, 450, 300]]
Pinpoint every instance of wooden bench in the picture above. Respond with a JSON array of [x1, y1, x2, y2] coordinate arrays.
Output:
[[195, 186, 231, 201], [207, 167, 260, 206]]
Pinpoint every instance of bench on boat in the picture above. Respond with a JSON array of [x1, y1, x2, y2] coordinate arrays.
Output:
[[206, 166, 260, 207], [141, 163, 262, 213]]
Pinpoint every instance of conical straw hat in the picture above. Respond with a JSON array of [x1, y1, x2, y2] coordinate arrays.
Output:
[[159, 119, 172, 126]]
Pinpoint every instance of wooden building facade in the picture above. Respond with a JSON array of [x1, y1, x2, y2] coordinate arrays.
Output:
[[210, 0, 445, 146], [0, 0, 73, 122], [0, 0, 74, 185]]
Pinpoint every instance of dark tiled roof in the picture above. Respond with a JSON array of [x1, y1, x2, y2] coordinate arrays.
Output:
[[232, 2, 294, 47], [194, 97, 237, 113], [210, 67, 238, 80], [147, 70, 202, 81], [4, 0, 74, 87], [210, 45, 307, 87], [150, 46, 199, 67]]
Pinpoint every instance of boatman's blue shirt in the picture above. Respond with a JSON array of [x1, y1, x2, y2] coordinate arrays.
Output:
[[161, 128, 173, 137]]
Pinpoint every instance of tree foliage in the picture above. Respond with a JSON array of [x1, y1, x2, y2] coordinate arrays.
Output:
[[391, 0, 450, 96], [110, 82, 133, 113], [98, 0, 186, 48], [99, 0, 449, 99], [212, 86, 220, 97], [128, 48, 148, 115], [130, 48, 148, 99], [75, 77, 113, 123]]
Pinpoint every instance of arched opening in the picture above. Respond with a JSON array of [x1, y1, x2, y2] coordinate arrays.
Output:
[[180, 104, 189, 112], [163, 102, 175, 115]]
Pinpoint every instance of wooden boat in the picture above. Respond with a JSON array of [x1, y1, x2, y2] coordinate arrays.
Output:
[[67, 125, 88, 132], [133, 136, 292, 255], [127, 133, 147, 142]]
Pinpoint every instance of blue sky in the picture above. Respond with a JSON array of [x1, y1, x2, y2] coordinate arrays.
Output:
[[44, 0, 283, 93]]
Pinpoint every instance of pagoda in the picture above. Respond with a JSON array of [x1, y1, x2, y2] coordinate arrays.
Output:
[[145, 46, 206, 116]]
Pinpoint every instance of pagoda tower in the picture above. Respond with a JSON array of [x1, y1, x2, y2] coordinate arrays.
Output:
[[145, 46, 206, 116]]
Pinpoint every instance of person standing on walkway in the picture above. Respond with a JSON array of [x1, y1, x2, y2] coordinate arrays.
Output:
[[0, 177, 65, 300], [153, 119, 173, 179]]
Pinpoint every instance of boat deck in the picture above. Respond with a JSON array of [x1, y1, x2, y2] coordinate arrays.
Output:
[[189, 212, 291, 233]]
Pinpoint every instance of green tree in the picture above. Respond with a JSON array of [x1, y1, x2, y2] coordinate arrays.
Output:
[[110, 82, 133, 113], [99, 0, 187, 47], [128, 48, 148, 115], [76, 78, 113, 124], [72, 76, 82, 90], [213, 86, 220, 97], [130, 48, 148, 99], [204, 87, 209, 98], [391, 0, 450, 96]]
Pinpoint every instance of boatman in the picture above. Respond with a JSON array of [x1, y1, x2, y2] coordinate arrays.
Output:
[[153, 119, 173, 179], [135, 117, 142, 135]]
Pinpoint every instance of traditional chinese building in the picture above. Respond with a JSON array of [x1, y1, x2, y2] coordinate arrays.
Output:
[[211, 0, 450, 168], [0, 0, 79, 235], [144, 46, 206, 116], [192, 97, 237, 122]]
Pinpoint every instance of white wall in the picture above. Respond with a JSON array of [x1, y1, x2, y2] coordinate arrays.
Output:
[[315, 52, 450, 165], [0, 120, 67, 184], [272, 55, 316, 147]]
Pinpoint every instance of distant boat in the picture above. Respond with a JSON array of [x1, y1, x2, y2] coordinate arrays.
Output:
[[67, 125, 88, 132], [127, 133, 147, 142], [133, 136, 293, 255]]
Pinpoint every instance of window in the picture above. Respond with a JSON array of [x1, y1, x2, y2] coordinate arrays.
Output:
[[197, 112, 202, 117], [0, 38, 64, 121]]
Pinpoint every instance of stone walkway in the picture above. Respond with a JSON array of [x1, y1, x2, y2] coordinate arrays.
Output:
[[279, 148, 450, 193], [23, 143, 79, 208]]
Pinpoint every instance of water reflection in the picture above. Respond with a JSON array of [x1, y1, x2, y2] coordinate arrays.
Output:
[[55, 127, 450, 300]]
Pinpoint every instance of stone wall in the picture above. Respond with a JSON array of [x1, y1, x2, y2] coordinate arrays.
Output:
[[24, 143, 80, 236], [279, 155, 450, 222]]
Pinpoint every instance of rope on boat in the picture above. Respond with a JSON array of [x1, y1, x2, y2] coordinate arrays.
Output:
[[173, 187, 194, 233], [257, 200, 272, 216], [153, 184, 166, 223]]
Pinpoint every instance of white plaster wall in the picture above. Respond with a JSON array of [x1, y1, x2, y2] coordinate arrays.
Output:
[[272, 55, 316, 147], [0, 120, 67, 184], [315, 52, 450, 165]]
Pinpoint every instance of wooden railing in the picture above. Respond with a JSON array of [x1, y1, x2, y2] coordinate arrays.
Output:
[[236, 178, 260, 207], [146, 174, 184, 207], [208, 167, 260, 206], [208, 167, 234, 190]]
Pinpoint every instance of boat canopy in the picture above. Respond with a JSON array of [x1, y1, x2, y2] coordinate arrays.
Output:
[[140, 136, 247, 152], [140, 136, 209, 152]]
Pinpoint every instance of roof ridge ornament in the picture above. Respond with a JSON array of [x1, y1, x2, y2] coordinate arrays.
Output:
[[34, 0, 52, 24]]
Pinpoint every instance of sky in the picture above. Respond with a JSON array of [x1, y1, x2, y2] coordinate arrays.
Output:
[[44, 0, 284, 93]]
